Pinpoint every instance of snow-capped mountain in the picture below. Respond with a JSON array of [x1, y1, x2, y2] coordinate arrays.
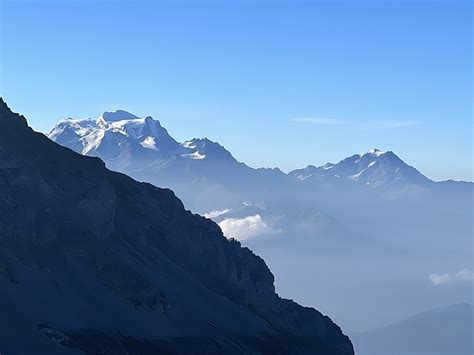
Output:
[[48, 110, 244, 181], [49, 110, 178, 153], [48, 110, 237, 172], [49, 110, 179, 172], [290, 148, 432, 188]]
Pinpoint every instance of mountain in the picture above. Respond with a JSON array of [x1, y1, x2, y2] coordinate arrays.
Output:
[[48, 111, 238, 172], [289, 149, 432, 188], [50, 114, 470, 192], [0, 98, 353, 354], [48, 110, 274, 212], [351, 303, 474, 355]]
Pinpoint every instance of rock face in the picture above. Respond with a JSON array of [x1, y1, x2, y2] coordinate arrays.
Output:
[[0, 98, 353, 354]]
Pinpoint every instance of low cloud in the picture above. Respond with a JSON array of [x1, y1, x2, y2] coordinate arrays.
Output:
[[203, 209, 231, 219], [291, 117, 419, 129], [428, 269, 474, 285], [218, 214, 280, 241]]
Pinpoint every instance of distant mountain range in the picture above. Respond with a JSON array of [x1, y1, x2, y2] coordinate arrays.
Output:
[[0, 99, 354, 353], [49, 110, 471, 209], [351, 303, 474, 355], [49, 110, 465, 192]]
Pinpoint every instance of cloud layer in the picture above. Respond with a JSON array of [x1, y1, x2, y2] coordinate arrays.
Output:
[[428, 269, 474, 285], [218, 214, 279, 241]]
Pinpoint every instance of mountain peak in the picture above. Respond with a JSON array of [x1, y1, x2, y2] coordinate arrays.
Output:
[[181, 137, 236, 162], [0, 96, 28, 128], [0, 97, 8, 110], [290, 148, 431, 187], [99, 110, 140, 122], [48, 109, 180, 166], [364, 148, 386, 156]]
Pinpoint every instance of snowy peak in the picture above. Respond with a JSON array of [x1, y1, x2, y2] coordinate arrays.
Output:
[[290, 149, 431, 187], [364, 148, 386, 157], [48, 111, 182, 169], [95, 111, 167, 138], [99, 110, 139, 122]]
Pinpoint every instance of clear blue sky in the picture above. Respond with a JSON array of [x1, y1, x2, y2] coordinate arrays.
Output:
[[0, 0, 471, 181]]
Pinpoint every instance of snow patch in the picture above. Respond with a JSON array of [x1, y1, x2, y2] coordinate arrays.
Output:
[[81, 129, 106, 155], [140, 136, 157, 150], [182, 151, 206, 160], [297, 174, 313, 181], [182, 141, 196, 149], [365, 148, 386, 157]]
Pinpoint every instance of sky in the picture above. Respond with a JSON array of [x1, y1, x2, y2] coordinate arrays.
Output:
[[0, 0, 472, 181]]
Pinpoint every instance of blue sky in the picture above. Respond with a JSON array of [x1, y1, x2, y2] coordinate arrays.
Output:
[[0, 0, 471, 181]]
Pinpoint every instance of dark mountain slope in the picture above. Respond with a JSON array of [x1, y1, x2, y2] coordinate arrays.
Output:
[[0, 98, 353, 354]]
